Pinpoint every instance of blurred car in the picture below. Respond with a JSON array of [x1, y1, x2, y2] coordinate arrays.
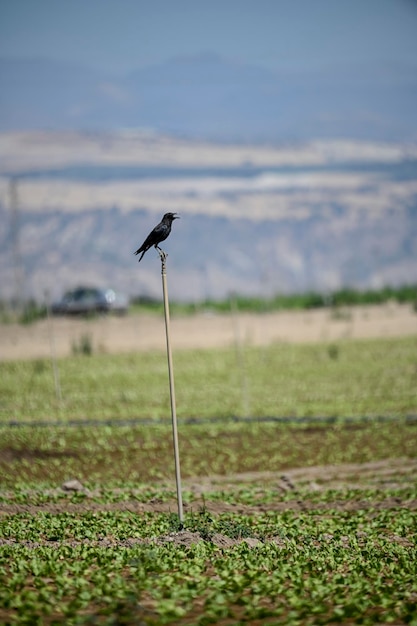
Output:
[[51, 287, 129, 316]]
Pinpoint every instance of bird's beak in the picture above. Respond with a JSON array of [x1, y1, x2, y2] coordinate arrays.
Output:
[[174, 214, 180, 219]]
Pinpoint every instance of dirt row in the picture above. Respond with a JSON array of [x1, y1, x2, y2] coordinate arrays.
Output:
[[1, 458, 415, 518], [1, 303, 416, 361]]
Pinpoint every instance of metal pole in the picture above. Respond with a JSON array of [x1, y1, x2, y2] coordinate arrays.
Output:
[[159, 250, 184, 524]]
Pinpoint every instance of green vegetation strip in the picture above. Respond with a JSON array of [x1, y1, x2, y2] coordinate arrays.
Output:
[[1, 499, 416, 624], [8, 283, 416, 322], [1, 336, 416, 422], [1, 420, 416, 486]]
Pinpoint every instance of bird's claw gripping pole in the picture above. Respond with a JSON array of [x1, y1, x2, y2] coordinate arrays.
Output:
[[159, 248, 184, 524], [156, 245, 167, 261]]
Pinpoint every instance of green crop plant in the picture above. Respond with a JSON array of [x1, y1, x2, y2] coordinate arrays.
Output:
[[0, 336, 416, 423], [0, 418, 416, 486], [1, 501, 416, 624]]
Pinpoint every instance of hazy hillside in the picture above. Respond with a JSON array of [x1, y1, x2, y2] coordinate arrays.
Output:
[[1, 54, 417, 141], [0, 131, 416, 303]]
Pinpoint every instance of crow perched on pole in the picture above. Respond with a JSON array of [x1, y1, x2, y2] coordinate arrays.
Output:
[[134, 212, 180, 262]]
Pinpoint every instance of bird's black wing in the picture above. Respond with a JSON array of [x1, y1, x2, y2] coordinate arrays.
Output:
[[153, 222, 170, 243], [134, 226, 158, 255]]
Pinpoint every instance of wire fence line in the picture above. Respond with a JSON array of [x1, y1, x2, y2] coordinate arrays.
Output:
[[1, 414, 416, 429]]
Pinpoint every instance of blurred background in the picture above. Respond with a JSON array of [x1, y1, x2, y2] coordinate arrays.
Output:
[[0, 0, 417, 307]]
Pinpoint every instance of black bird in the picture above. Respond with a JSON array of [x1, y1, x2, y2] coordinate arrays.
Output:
[[134, 212, 180, 262]]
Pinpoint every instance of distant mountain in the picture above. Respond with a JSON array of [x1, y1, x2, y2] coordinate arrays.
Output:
[[0, 131, 416, 303], [1, 54, 417, 141], [1, 202, 416, 304]]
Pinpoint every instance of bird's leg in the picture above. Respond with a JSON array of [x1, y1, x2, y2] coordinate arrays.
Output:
[[156, 245, 167, 261]]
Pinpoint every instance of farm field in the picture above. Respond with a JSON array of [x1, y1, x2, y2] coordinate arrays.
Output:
[[1, 328, 417, 624], [1, 303, 416, 361]]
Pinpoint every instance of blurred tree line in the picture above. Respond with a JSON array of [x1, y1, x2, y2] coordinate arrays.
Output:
[[1, 283, 416, 323]]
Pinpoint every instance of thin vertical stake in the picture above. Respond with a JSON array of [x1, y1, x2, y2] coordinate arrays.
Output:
[[45, 290, 62, 403], [160, 251, 184, 523], [230, 293, 250, 418]]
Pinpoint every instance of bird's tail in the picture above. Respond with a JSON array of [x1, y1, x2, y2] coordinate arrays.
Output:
[[134, 249, 146, 262]]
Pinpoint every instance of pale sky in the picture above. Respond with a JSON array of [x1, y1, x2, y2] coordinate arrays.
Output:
[[1, 0, 417, 73]]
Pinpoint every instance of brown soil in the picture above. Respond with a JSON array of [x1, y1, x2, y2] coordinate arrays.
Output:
[[1, 458, 415, 549], [1, 303, 416, 361]]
